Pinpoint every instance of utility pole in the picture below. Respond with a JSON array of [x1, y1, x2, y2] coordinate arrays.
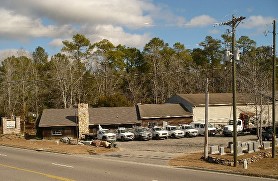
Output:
[[204, 78, 209, 159], [272, 19, 276, 158], [220, 15, 245, 167]]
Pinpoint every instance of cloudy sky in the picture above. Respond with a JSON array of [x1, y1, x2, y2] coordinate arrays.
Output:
[[0, 0, 277, 57]]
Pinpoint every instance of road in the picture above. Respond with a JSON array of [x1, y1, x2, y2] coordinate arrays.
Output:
[[0, 146, 275, 181]]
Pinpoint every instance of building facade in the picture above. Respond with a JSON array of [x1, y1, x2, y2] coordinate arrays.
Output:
[[167, 93, 275, 126], [38, 103, 192, 139]]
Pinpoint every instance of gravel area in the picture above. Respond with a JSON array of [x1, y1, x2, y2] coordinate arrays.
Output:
[[99, 134, 259, 165], [116, 134, 258, 154]]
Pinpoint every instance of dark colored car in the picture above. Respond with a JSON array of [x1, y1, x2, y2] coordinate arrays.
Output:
[[262, 127, 278, 141]]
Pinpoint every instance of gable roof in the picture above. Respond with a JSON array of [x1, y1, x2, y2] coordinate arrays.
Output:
[[137, 103, 192, 119], [39, 109, 77, 127], [175, 93, 251, 106], [39, 106, 138, 127], [89, 107, 138, 125]]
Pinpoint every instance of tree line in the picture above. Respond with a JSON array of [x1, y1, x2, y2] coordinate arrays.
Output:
[[0, 33, 275, 123]]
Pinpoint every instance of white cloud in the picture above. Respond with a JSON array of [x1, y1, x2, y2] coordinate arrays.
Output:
[[185, 15, 217, 28], [241, 16, 273, 29], [49, 24, 151, 49], [80, 24, 151, 48], [0, 0, 154, 28], [90, 25, 151, 48], [0, 8, 74, 40], [0, 0, 157, 49], [0, 0, 219, 51], [49, 38, 64, 47]]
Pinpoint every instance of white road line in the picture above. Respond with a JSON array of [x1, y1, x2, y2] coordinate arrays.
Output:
[[0, 154, 7, 157], [52, 163, 73, 168]]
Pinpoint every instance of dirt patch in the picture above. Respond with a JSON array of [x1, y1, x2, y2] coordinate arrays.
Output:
[[169, 148, 278, 179], [0, 134, 117, 155]]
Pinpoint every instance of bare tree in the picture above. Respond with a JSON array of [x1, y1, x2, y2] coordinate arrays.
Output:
[[238, 46, 272, 145]]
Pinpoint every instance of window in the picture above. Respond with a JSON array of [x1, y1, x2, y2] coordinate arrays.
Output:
[[52, 129, 62, 136]]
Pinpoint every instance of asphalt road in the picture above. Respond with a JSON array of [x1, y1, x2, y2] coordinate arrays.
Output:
[[0, 146, 275, 181]]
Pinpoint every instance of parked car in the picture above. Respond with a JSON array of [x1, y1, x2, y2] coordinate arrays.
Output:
[[165, 125, 184, 138], [180, 124, 198, 137], [116, 127, 134, 141], [133, 127, 152, 141], [190, 122, 217, 136], [97, 129, 116, 142], [151, 126, 168, 140], [262, 127, 278, 141]]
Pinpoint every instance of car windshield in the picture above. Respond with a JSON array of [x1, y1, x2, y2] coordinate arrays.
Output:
[[138, 128, 148, 132], [228, 120, 241, 125], [100, 129, 113, 133], [184, 125, 193, 129], [99, 129, 107, 133], [119, 129, 127, 133], [208, 123, 214, 128], [154, 127, 162, 131], [169, 127, 177, 130]]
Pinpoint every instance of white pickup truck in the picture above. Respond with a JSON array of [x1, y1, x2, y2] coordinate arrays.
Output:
[[165, 125, 184, 138], [151, 126, 168, 140], [223, 119, 246, 136], [190, 122, 217, 136], [97, 129, 116, 142], [116, 127, 134, 141], [180, 124, 198, 137]]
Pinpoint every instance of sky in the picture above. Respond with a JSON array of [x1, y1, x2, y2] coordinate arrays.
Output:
[[0, 0, 277, 59]]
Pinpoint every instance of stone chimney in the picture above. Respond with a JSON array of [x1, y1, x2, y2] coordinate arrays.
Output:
[[78, 103, 89, 138]]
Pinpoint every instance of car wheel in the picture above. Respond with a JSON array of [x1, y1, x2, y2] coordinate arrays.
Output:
[[102, 136, 107, 141], [154, 134, 159, 140], [121, 136, 125, 142], [185, 132, 190, 138]]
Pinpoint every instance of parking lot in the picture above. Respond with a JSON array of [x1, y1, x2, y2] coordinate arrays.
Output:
[[100, 134, 258, 165]]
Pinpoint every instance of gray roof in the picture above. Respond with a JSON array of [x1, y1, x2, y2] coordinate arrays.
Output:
[[175, 93, 251, 106], [39, 109, 77, 127], [89, 107, 138, 125], [137, 103, 192, 119], [39, 107, 138, 127]]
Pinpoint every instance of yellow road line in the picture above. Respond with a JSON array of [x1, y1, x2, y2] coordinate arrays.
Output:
[[0, 163, 75, 181]]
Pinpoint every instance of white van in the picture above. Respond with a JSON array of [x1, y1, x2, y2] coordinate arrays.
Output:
[[190, 122, 217, 136]]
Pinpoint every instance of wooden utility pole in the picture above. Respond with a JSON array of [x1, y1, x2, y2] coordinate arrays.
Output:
[[272, 19, 276, 158], [204, 78, 209, 159], [219, 15, 245, 167]]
